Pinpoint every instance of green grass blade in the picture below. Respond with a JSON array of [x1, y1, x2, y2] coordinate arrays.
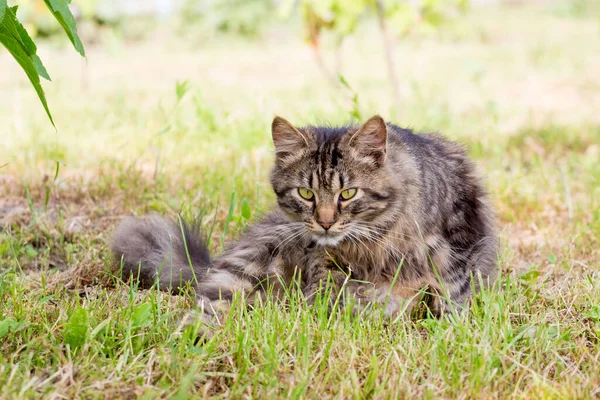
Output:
[[220, 191, 236, 250]]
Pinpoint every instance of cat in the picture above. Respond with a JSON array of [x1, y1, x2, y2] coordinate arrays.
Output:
[[111, 115, 498, 329]]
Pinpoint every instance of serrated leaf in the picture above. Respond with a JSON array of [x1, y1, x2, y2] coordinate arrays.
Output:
[[4, 5, 51, 80], [64, 306, 89, 349], [33, 54, 51, 81], [0, 318, 30, 338], [43, 0, 85, 56], [0, 7, 55, 126], [241, 198, 251, 220], [0, 32, 54, 126], [131, 302, 153, 329], [13, 8, 37, 54]]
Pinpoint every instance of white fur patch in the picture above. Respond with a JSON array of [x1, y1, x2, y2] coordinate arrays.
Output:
[[314, 235, 344, 247], [201, 270, 253, 292]]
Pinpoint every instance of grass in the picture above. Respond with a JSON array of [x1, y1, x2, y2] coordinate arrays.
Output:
[[1, 3, 600, 398]]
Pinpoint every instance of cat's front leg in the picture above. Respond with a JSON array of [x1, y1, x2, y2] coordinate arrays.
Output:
[[301, 251, 354, 307], [178, 214, 306, 338], [300, 252, 395, 315], [300, 251, 392, 313], [348, 281, 425, 318]]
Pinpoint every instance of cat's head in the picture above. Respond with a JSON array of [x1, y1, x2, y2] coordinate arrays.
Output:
[[270, 115, 400, 247]]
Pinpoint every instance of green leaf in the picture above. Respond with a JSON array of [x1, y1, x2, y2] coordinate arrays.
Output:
[[0, 32, 54, 126], [131, 302, 153, 329], [39, 294, 56, 304], [5, 5, 50, 78], [175, 80, 189, 103], [338, 74, 351, 89], [241, 198, 251, 220], [64, 306, 89, 349], [24, 245, 38, 258], [13, 7, 37, 54], [586, 305, 600, 322], [43, 0, 85, 56], [0, 7, 55, 126], [33, 54, 51, 81], [518, 267, 540, 284], [0, 0, 6, 23], [90, 317, 111, 339], [7, 5, 51, 81], [0, 318, 30, 338], [53, 159, 63, 181], [44, 160, 62, 208]]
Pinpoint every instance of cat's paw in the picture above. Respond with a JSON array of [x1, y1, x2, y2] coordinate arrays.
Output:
[[175, 310, 219, 344], [345, 283, 414, 319], [175, 297, 229, 344]]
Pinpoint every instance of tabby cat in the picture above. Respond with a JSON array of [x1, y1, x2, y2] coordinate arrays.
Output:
[[111, 115, 498, 327]]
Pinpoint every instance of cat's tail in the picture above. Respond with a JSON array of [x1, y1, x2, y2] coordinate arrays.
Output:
[[110, 215, 211, 292]]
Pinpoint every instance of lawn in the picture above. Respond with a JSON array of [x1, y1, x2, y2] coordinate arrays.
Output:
[[1, 3, 600, 398]]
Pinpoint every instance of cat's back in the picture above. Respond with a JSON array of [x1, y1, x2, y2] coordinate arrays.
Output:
[[388, 124, 468, 164], [387, 123, 479, 186], [387, 123, 493, 231]]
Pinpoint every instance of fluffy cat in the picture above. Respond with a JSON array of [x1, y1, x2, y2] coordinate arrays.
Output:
[[111, 115, 498, 326]]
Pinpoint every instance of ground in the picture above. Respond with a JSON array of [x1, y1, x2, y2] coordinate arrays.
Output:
[[1, 3, 600, 398]]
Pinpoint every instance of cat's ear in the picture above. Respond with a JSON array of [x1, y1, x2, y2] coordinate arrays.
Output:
[[348, 115, 387, 164], [272, 116, 310, 159]]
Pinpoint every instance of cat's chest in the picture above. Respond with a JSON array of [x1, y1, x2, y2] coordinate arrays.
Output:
[[318, 241, 402, 273]]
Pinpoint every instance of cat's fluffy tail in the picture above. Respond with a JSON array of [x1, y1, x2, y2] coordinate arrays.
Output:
[[110, 215, 210, 292]]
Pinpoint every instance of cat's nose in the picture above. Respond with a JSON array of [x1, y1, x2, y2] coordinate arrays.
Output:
[[318, 220, 335, 230], [317, 205, 336, 231]]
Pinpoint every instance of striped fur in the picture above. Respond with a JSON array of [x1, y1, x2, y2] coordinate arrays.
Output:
[[111, 115, 498, 328]]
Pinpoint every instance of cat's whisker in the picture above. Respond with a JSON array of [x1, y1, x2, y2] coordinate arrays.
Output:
[[271, 227, 307, 255], [356, 223, 469, 264], [269, 226, 306, 254], [352, 223, 413, 243], [357, 228, 405, 261], [351, 226, 402, 260], [345, 231, 375, 258]]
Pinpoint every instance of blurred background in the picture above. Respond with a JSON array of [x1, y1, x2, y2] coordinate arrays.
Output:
[[1, 0, 599, 266], [2, 0, 599, 165], [2, 0, 599, 158]]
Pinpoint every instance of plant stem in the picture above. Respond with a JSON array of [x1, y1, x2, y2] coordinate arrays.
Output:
[[311, 42, 340, 88], [376, 0, 402, 106]]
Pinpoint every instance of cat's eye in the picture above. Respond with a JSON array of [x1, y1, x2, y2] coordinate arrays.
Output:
[[298, 187, 315, 200], [340, 188, 357, 200]]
